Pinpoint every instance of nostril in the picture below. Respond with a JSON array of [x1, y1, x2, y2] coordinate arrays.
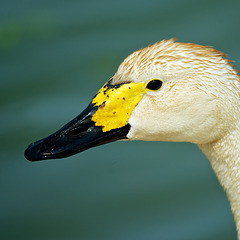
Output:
[[66, 122, 94, 136], [67, 128, 84, 136]]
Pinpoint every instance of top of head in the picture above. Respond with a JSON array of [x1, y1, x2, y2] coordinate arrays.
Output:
[[113, 38, 238, 84]]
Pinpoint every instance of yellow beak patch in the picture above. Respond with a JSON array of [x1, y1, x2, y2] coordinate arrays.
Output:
[[91, 80, 149, 132]]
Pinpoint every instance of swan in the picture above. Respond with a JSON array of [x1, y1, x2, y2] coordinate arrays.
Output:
[[25, 39, 240, 238]]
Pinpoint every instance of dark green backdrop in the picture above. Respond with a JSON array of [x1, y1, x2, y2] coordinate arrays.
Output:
[[1, 0, 240, 239]]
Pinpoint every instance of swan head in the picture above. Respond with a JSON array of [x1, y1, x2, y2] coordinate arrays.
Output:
[[117, 39, 239, 144], [25, 39, 239, 161]]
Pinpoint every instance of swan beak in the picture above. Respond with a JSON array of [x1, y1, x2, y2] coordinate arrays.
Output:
[[24, 102, 130, 161], [25, 79, 147, 161]]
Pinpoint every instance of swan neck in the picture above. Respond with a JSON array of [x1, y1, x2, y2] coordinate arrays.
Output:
[[199, 123, 240, 239]]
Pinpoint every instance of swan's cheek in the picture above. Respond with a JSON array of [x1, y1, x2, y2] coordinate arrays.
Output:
[[127, 95, 220, 143], [126, 97, 168, 141]]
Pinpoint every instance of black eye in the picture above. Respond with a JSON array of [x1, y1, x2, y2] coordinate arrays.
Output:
[[146, 79, 163, 90]]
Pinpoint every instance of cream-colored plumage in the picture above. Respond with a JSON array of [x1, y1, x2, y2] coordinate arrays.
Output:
[[114, 39, 240, 238], [25, 39, 240, 238]]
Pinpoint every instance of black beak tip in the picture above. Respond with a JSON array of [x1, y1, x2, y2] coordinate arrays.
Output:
[[24, 145, 34, 161], [24, 142, 44, 162]]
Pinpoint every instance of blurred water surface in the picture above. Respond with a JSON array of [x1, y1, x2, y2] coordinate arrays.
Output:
[[1, 0, 240, 239]]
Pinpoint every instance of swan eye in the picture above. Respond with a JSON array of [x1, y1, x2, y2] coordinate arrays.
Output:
[[146, 79, 162, 90]]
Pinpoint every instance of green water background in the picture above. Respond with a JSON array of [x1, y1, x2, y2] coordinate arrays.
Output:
[[1, 0, 240, 239]]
